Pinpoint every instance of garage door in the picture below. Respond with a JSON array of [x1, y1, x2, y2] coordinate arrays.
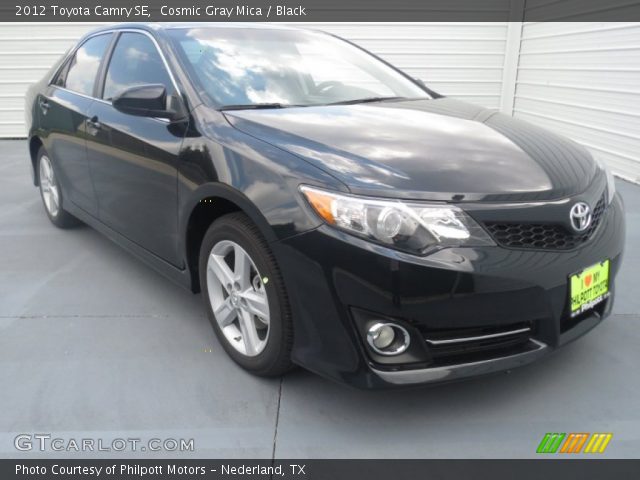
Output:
[[513, 22, 640, 183]]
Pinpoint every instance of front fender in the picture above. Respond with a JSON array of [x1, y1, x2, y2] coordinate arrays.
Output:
[[177, 107, 348, 290], [178, 107, 348, 241]]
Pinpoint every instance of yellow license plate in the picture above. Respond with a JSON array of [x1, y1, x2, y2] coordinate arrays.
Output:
[[569, 260, 610, 317]]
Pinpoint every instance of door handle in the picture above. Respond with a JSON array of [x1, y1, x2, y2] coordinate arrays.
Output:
[[87, 116, 101, 130], [39, 99, 50, 114]]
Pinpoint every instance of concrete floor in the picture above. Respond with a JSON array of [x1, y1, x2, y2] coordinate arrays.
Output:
[[0, 139, 638, 459]]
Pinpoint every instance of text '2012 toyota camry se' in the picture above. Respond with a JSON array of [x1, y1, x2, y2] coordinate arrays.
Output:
[[25, 23, 625, 388]]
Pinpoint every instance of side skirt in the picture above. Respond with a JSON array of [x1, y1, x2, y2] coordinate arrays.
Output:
[[64, 200, 195, 292]]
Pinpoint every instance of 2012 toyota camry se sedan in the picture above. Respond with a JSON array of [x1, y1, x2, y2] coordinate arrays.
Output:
[[25, 23, 625, 388]]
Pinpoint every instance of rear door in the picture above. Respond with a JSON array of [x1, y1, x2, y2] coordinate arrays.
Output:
[[85, 31, 185, 266], [39, 33, 113, 216]]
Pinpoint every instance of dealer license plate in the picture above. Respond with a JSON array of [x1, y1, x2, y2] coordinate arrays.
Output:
[[569, 260, 610, 317]]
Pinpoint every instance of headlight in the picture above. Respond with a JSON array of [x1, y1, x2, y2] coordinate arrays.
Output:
[[595, 157, 616, 204], [300, 185, 495, 255]]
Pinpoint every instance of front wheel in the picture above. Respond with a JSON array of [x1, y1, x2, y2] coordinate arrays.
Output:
[[199, 212, 294, 376]]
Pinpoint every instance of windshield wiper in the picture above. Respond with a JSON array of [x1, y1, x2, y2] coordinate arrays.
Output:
[[324, 96, 407, 106], [219, 97, 407, 110], [219, 103, 291, 111]]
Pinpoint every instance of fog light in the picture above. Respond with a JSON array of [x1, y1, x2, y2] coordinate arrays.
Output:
[[366, 322, 410, 356], [371, 324, 395, 349]]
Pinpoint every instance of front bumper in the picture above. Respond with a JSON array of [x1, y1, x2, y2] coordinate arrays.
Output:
[[371, 338, 548, 385], [272, 193, 625, 388]]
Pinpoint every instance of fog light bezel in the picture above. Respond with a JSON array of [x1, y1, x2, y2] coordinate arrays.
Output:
[[366, 322, 411, 356]]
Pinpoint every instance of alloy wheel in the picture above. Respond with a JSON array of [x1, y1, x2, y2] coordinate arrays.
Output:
[[39, 155, 60, 217], [206, 240, 270, 356]]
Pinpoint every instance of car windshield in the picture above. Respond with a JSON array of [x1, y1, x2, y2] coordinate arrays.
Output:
[[166, 27, 431, 109]]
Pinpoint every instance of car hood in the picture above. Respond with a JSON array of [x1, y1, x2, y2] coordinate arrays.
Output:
[[224, 98, 597, 202]]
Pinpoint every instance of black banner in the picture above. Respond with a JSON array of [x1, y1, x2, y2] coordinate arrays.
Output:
[[3, 459, 640, 480], [4, 0, 640, 22]]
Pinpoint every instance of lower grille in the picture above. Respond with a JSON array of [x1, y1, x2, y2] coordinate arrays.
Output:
[[484, 194, 606, 250], [423, 322, 533, 364]]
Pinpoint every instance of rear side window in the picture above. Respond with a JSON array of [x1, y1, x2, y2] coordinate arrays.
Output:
[[102, 33, 173, 101], [60, 34, 112, 96]]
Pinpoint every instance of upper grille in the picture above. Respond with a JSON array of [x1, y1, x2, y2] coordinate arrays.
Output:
[[484, 195, 606, 251]]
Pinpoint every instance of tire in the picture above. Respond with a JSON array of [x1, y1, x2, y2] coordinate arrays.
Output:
[[36, 147, 81, 228], [199, 212, 294, 376]]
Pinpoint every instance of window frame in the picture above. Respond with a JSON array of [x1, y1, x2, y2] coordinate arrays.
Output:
[[50, 32, 114, 98], [49, 29, 181, 105], [98, 31, 175, 102]]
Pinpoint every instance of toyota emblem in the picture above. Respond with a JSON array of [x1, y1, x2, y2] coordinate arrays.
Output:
[[570, 202, 592, 232]]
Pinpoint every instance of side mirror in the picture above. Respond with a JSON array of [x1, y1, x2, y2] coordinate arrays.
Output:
[[112, 84, 186, 121]]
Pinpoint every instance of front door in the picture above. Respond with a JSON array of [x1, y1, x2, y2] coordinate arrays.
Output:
[[85, 32, 185, 266]]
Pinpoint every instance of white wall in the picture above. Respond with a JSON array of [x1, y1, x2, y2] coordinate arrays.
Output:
[[0, 21, 638, 182], [512, 22, 640, 183]]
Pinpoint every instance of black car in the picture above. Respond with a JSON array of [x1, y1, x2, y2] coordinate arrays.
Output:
[[25, 23, 625, 388]]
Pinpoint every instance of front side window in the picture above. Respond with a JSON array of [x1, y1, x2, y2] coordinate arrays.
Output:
[[103, 32, 173, 101], [167, 27, 430, 108], [62, 33, 112, 96]]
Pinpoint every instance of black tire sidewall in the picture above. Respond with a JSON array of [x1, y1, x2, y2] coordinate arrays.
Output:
[[199, 214, 290, 375]]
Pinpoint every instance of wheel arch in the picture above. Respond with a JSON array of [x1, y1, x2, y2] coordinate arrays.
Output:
[[28, 135, 44, 186], [182, 183, 278, 293]]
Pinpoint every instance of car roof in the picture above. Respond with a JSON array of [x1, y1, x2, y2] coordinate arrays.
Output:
[[88, 22, 306, 35]]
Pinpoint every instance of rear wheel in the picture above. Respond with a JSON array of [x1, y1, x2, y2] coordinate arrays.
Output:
[[199, 212, 293, 376], [37, 147, 80, 228]]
